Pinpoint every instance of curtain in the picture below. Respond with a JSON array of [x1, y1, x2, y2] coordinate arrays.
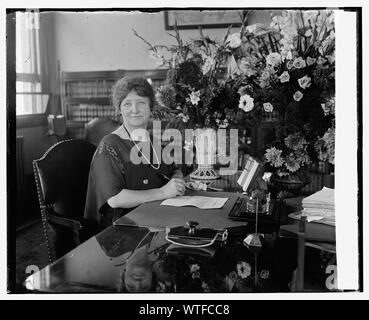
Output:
[[16, 11, 49, 115]]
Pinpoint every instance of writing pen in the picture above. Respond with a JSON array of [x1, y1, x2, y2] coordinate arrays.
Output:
[[159, 173, 192, 193], [159, 173, 223, 192], [159, 172, 171, 181]]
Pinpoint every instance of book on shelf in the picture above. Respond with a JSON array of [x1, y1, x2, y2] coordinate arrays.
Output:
[[65, 80, 116, 99], [68, 104, 117, 122]]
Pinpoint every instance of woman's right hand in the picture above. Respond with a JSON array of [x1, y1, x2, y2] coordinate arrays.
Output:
[[160, 178, 186, 198]]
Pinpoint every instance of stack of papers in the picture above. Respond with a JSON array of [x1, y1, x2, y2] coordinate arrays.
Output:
[[301, 187, 335, 225], [161, 196, 228, 210]]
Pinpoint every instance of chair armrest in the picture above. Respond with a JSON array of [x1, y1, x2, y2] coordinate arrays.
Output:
[[42, 207, 82, 230]]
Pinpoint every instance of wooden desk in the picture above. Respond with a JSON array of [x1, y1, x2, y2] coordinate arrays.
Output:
[[24, 223, 281, 293], [24, 176, 335, 293]]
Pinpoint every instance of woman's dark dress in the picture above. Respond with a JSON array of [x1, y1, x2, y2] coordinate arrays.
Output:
[[84, 133, 175, 229]]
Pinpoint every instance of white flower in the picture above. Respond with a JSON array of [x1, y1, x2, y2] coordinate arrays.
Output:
[[303, 10, 319, 25], [321, 103, 328, 115], [219, 119, 229, 129], [263, 102, 274, 112], [293, 57, 306, 69], [326, 12, 335, 31], [298, 75, 312, 89], [321, 97, 335, 116], [190, 264, 200, 273], [156, 281, 166, 293], [262, 172, 273, 183], [326, 53, 335, 64], [238, 57, 258, 77], [245, 23, 268, 35], [201, 55, 215, 74], [201, 281, 210, 292], [189, 90, 201, 105], [226, 32, 242, 48], [279, 71, 290, 83], [178, 113, 189, 123], [259, 269, 270, 280], [293, 90, 304, 101], [266, 52, 282, 67], [286, 60, 294, 70], [286, 51, 293, 60], [190, 264, 200, 275], [259, 67, 276, 88], [317, 57, 327, 65], [305, 29, 313, 37], [306, 56, 317, 66], [238, 94, 254, 112], [237, 261, 251, 279], [265, 147, 284, 167]]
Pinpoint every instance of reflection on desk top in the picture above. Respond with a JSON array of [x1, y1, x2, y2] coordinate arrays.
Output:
[[279, 219, 336, 243], [25, 223, 281, 293], [24, 225, 154, 293]]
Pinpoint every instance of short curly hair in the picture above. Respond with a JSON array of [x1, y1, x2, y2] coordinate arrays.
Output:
[[112, 76, 155, 113]]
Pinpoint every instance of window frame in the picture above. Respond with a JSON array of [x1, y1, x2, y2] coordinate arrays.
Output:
[[15, 10, 50, 122]]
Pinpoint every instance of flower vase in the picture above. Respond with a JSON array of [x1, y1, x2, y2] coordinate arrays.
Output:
[[190, 128, 220, 180], [269, 171, 311, 197]]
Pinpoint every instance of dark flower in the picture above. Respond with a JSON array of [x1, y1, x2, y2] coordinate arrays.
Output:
[[177, 61, 202, 89]]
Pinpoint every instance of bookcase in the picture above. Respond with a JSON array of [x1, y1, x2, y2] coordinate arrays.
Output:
[[61, 69, 167, 139]]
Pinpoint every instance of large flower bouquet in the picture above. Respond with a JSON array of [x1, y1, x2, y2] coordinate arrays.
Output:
[[223, 10, 336, 175], [134, 10, 335, 178], [134, 16, 257, 130]]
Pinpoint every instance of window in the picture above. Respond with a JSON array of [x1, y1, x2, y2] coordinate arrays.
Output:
[[16, 11, 49, 115]]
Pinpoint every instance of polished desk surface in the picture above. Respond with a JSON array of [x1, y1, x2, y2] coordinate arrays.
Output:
[[24, 174, 336, 293], [25, 221, 280, 293]]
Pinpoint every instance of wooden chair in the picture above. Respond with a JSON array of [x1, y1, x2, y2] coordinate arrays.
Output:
[[33, 139, 98, 262]]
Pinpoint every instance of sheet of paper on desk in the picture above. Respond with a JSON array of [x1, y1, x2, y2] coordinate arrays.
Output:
[[161, 196, 228, 209]]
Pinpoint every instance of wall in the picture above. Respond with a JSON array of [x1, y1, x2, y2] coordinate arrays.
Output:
[[53, 10, 273, 72]]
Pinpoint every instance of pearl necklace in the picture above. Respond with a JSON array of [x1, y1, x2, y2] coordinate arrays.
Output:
[[123, 124, 160, 173]]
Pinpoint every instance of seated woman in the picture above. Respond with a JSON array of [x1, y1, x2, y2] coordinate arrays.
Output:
[[84, 77, 185, 230]]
